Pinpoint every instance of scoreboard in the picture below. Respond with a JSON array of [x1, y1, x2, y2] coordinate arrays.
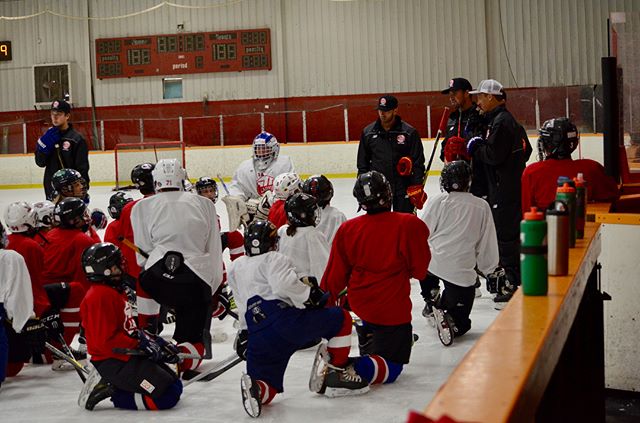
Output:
[[95, 28, 271, 79]]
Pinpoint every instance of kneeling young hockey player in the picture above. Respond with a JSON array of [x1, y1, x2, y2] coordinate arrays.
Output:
[[302, 174, 346, 245], [228, 220, 368, 418], [418, 161, 499, 345], [78, 242, 183, 411]]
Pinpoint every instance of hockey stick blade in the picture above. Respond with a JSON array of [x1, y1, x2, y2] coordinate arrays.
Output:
[[182, 354, 243, 386], [112, 347, 203, 360], [45, 342, 90, 377]]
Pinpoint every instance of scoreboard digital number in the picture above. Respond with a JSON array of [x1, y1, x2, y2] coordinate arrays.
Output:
[[95, 29, 271, 79], [0, 41, 11, 61]]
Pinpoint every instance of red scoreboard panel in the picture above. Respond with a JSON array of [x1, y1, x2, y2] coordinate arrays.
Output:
[[95, 28, 271, 79]]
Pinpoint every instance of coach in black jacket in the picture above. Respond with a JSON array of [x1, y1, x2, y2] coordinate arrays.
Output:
[[357, 95, 426, 213], [34, 99, 90, 200]]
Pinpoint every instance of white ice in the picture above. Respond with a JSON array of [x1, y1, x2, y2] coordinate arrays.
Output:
[[0, 177, 500, 422]]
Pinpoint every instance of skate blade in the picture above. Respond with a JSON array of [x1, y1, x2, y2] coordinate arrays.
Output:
[[323, 385, 370, 398], [433, 308, 453, 347], [241, 374, 261, 418], [77, 369, 101, 409], [309, 342, 329, 393]]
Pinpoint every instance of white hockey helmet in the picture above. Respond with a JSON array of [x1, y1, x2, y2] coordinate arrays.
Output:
[[252, 131, 280, 171], [4, 201, 37, 233], [152, 158, 187, 192], [32, 200, 56, 229], [273, 172, 302, 200]]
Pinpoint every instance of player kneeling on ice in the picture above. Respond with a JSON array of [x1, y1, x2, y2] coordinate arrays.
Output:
[[418, 161, 499, 346], [302, 175, 346, 245], [222, 132, 295, 231], [78, 242, 183, 411], [227, 220, 368, 418], [321, 171, 431, 385]]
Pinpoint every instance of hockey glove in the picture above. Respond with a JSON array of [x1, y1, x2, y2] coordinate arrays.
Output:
[[234, 329, 248, 361], [396, 156, 413, 176], [212, 288, 232, 320], [222, 195, 249, 231], [36, 127, 61, 154], [255, 190, 275, 221], [466, 136, 484, 157], [22, 318, 47, 353], [138, 330, 180, 364], [91, 208, 108, 230], [41, 308, 64, 338], [485, 267, 505, 294], [407, 184, 427, 210], [444, 136, 470, 162], [304, 287, 329, 309]]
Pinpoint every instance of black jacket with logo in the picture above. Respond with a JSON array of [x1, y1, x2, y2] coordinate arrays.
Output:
[[34, 123, 90, 199], [357, 116, 425, 193]]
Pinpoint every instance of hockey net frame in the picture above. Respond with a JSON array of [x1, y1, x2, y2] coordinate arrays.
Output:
[[113, 141, 186, 190]]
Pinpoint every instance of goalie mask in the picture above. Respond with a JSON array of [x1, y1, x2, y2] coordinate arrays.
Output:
[[195, 176, 219, 202], [440, 160, 472, 193], [353, 171, 392, 212], [274, 172, 302, 200], [285, 193, 320, 228], [51, 168, 87, 199], [4, 201, 37, 234], [152, 158, 187, 192], [538, 117, 579, 161], [252, 132, 280, 171], [32, 200, 55, 229], [82, 242, 124, 286], [244, 220, 279, 256], [302, 175, 334, 208], [108, 192, 133, 220]]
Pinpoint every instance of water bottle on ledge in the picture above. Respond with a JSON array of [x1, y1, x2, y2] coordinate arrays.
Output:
[[521, 207, 548, 296]]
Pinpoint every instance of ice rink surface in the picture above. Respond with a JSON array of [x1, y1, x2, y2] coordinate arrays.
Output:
[[0, 177, 500, 422]]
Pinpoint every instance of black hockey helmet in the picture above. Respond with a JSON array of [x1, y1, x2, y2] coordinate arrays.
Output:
[[285, 193, 319, 228], [82, 242, 124, 284], [440, 160, 472, 193], [108, 192, 133, 219], [353, 171, 392, 212], [302, 175, 334, 208], [54, 197, 89, 229], [195, 176, 219, 202], [244, 220, 279, 256], [131, 163, 155, 193], [51, 168, 87, 198], [538, 117, 579, 160]]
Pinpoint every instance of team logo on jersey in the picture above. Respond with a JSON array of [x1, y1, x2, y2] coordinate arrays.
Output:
[[62, 140, 71, 151], [396, 135, 405, 144], [256, 173, 275, 196], [123, 301, 137, 335]]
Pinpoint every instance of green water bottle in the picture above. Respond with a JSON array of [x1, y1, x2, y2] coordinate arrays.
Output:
[[520, 207, 548, 296], [556, 183, 576, 247], [574, 173, 588, 239]]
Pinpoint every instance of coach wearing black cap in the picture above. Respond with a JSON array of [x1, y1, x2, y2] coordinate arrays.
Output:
[[34, 99, 90, 200], [439, 77, 487, 198], [357, 95, 426, 213]]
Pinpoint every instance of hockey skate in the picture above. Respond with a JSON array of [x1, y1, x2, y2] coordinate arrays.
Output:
[[240, 373, 262, 418], [432, 307, 454, 347], [321, 363, 370, 398], [78, 367, 114, 410], [421, 288, 440, 327], [309, 341, 330, 393]]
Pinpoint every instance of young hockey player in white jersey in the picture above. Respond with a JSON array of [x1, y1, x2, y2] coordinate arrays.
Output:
[[302, 175, 346, 245], [222, 132, 294, 230], [227, 220, 368, 418], [268, 172, 303, 228], [418, 161, 499, 345], [131, 159, 224, 373], [277, 193, 330, 280]]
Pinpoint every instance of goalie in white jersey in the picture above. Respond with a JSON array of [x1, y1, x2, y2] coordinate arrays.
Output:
[[223, 132, 295, 230], [131, 159, 224, 373]]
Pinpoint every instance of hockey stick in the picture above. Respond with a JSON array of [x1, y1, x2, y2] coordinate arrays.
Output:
[[45, 342, 90, 378], [424, 107, 451, 182], [56, 333, 88, 383], [117, 236, 149, 258], [216, 174, 231, 195], [112, 348, 203, 360], [182, 353, 243, 386]]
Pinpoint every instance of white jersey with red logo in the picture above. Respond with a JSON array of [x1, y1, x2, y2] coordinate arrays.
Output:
[[227, 155, 294, 201]]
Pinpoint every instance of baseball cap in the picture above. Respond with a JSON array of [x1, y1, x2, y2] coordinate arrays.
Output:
[[376, 95, 399, 111], [469, 79, 504, 96], [50, 99, 71, 114], [441, 78, 473, 94]]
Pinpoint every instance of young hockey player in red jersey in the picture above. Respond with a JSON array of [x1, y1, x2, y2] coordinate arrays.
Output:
[[0, 219, 47, 385], [103, 192, 134, 248], [268, 172, 303, 228], [521, 117, 619, 214], [228, 220, 368, 418], [132, 159, 224, 374], [302, 174, 346, 245], [78, 242, 183, 411], [321, 171, 430, 386]]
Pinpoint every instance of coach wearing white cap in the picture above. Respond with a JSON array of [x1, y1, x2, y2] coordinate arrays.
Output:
[[465, 79, 528, 309]]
